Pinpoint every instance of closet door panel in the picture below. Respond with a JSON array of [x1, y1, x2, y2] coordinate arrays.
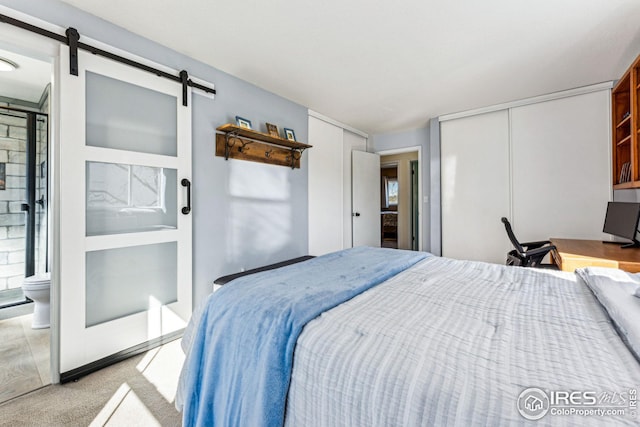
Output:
[[441, 110, 511, 263], [511, 91, 611, 242], [308, 116, 344, 255]]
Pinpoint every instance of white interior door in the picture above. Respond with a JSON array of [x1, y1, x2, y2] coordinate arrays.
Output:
[[343, 131, 367, 249], [352, 151, 381, 247], [58, 48, 192, 375]]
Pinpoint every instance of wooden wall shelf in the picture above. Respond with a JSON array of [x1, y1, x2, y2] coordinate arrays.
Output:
[[215, 124, 311, 169], [612, 54, 640, 189]]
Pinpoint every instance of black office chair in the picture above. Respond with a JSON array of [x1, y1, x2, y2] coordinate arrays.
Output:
[[501, 217, 557, 268]]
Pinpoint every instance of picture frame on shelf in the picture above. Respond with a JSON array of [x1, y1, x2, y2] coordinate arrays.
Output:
[[266, 123, 279, 138], [284, 128, 296, 142], [235, 116, 252, 129]]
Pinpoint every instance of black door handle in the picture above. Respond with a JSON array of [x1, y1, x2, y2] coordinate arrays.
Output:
[[181, 179, 191, 214], [353, 212, 361, 217]]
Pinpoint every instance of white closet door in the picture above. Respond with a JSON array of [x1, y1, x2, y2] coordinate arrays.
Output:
[[441, 110, 511, 263], [511, 90, 611, 242], [308, 116, 343, 255]]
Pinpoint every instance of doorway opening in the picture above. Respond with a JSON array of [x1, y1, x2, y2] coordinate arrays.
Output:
[[381, 163, 398, 248], [0, 107, 48, 308], [0, 47, 52, 404], [378, 148, 421, 251]]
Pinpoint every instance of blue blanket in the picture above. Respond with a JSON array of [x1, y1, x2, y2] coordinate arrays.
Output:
[[180, 247, 429, 427]]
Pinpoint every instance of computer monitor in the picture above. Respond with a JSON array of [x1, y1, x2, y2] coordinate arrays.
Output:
[[603, 201, 640, 248]]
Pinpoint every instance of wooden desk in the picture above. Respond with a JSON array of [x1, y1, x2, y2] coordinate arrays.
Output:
[[550, 238, 640, 273]]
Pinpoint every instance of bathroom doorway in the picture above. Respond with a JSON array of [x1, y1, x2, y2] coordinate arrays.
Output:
[[0, 108, 48, 308], [0, 47, 52, 403]]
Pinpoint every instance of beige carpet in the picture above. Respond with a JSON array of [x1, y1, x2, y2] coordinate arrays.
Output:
[[0, 339, 184, 427]]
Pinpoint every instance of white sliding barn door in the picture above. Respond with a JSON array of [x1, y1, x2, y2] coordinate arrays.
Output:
[[58, 48, 192, 376], [510, 91, 611, 241], [441, 110, 511, 263], [352, 151, 381, 247]]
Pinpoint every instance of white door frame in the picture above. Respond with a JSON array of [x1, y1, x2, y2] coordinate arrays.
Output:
[[376, 146, 423, 251]]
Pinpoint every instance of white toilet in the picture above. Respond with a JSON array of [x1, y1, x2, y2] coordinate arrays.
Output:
[[22, 272, 51, 329]]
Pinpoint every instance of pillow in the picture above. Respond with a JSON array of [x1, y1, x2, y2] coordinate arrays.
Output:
[[576, 267, 640, 360]]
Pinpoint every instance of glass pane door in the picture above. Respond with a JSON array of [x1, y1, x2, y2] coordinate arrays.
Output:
[[58, 48, 192, 376]]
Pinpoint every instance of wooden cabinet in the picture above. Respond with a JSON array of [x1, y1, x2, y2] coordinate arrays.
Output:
[[612, 54, 640, 189]]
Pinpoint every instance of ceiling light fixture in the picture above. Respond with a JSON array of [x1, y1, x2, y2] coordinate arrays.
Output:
[[0, 57, 18, 72]]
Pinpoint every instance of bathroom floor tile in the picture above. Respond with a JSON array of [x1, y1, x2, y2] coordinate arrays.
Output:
[[0, 334, 43, 402], [21, 315, 50, 385], [0, 317, 27, 344], [0, 313, 50, 404]]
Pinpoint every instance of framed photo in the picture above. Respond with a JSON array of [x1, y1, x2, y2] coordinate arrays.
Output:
[[0, 163, 5, 190], [284, 128, 296, 142], [266, 123, 279, 138], [235, 116, 252, 129]]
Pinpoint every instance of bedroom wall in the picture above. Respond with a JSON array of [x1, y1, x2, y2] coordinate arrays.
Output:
[[614, 190, 640, 203], [4, 0, 310, 306], [369, 126, 430, 252]]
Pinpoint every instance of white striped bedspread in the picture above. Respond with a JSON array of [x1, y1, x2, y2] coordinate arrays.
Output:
[[284, 255, 640, 426]]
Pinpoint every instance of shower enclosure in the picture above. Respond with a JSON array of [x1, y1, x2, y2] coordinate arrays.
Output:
[[0, 106, 48, 308]]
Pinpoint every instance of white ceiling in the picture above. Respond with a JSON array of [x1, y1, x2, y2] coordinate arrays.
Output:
[[59, 0, 640, 135], [0, 48, 50, 104]]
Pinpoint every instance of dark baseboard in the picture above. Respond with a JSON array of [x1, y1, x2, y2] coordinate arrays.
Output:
[[60, 329, 184, 384]]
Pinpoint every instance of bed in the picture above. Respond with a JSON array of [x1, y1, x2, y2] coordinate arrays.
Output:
[[176, 247, 640, 426]]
